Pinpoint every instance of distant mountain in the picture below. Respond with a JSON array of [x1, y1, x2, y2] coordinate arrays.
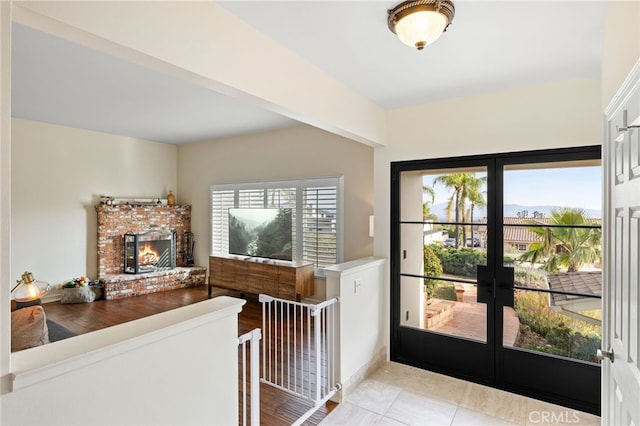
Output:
[[429, 202, 601, 221]]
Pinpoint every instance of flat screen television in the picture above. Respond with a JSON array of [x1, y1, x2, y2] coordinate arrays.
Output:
[[228, 208, 293, 261]]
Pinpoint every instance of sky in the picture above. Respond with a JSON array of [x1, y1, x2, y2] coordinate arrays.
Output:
[[424, 166, 602, 212], [503, 167, 601, 211]]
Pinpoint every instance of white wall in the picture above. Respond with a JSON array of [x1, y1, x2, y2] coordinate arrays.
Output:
[[177, 125, 374, 272], [325, 257, 387, 399], [399, 172, 424, 328], [11, 119, 177, 292], [1, 0, 12, 399], [373, 78, 603, 355], [3, 297, 243, 426]]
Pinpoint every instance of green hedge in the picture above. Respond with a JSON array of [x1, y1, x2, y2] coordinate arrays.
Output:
[[423, 245, 443, 298], [514, 268, 547, 289], [428, 244, 486, 277], [514, 291, 601, 362]]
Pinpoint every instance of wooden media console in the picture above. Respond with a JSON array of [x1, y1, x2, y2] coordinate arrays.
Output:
[[209, 255, 314, 301]]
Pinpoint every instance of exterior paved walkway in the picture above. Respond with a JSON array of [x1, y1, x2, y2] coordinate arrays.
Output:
[[426, 284, 520, 346]]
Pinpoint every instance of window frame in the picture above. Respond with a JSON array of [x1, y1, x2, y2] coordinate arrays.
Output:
[[515, 243, 527, 252]]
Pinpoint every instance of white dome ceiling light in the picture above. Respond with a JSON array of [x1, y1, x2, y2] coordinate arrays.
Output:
[[387, 0, 455, 50]]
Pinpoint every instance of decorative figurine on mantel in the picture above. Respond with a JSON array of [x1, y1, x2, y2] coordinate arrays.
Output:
[[167, 190, 175, 206], [100, 195, 115, 205]]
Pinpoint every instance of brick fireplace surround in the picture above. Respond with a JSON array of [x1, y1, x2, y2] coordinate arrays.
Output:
[[96, 204, 205, 300]]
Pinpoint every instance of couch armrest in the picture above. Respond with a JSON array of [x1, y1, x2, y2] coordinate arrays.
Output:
[[11, 305, 50, 351]]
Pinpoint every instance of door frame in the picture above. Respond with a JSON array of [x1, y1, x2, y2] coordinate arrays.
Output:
[[601, 58, 640, 425], [390, 154, 496, 385], [390, 145, 602, 414], [494, 147, 601, 415]]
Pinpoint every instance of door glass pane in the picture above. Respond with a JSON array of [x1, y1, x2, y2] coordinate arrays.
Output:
[[502, 160, 602, 362], [399, 167, 487, 343], [504, 290, 602, 363]]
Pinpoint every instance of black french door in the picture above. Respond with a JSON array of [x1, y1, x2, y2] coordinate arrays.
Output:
[[390, 146, 601, 414]]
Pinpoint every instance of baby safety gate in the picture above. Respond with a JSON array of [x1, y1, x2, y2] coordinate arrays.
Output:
[[259, 294, 341, 425]]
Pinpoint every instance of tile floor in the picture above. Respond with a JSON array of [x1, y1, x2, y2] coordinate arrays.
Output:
[[320, 361, 601, 425]]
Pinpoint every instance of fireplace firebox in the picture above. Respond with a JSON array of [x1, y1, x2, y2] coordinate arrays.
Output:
[[124, 229, 176, 274]]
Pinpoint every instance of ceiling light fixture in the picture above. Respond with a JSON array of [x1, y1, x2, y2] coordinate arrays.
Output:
[[387, 0, 455, 50]]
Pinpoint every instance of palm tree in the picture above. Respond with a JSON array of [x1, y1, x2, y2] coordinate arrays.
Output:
[[466, 180, 487, 246], [518, 208, 601, 272], [433, 174, 466, 248], [433, 173, 486, 248], [422, 184, 438, 221]]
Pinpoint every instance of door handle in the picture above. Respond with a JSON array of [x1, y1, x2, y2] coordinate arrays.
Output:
[[476, 265, 492, 304], [616, 110, 640, 132], [496, 266, 514, 307], [596, 348, 614, 363], [476, 265, 514, 306]]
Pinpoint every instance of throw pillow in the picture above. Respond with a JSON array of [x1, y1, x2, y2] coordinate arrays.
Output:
[[11, 305, 49, 351]]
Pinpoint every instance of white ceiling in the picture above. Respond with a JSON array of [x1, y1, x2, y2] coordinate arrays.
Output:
[[11, 1, 608, 145], [11, 22, 298, 145]]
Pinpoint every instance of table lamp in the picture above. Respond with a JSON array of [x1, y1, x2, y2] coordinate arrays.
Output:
[[11, 271, 51, 302]]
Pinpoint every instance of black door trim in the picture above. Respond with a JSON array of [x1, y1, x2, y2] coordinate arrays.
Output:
[[390, 145, 602, 414]]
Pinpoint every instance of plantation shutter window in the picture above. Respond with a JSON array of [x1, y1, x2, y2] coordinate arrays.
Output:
[[210, 189, 234, 256], [238, 189, 264, 208], [210, 177, 343, 271], [303, 186, 338, 268]]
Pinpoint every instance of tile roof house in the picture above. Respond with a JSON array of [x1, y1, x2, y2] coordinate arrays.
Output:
[[547, 271, 603, 325], [474, 217, 602, 254]]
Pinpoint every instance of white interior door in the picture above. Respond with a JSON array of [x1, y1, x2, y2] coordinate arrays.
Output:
[[603, 60, 640, 425]]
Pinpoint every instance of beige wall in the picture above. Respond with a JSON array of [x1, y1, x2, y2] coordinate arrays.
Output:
[[373, 78, 603, 348], [386, 79, 602, 161], [602, 0, 640, 108], [177, 125, 374, 269], [11, 118, 177, 292], [10, 119, 372, 298]]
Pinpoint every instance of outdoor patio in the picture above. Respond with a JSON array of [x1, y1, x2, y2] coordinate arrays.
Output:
[[424, 283, 520, 346]]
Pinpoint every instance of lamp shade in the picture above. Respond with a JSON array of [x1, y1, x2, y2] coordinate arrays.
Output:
[[12, 272, 51, 302], [395, 10, 447, 48], [388, 0, 455, 50]]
